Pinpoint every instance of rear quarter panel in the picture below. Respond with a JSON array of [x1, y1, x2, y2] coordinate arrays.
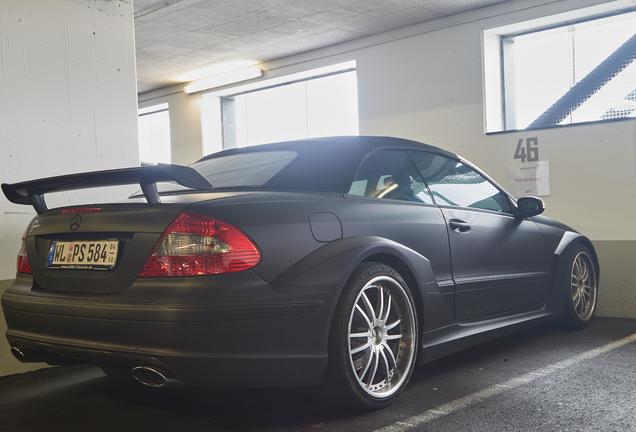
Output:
[[189, 193, 456, 332]]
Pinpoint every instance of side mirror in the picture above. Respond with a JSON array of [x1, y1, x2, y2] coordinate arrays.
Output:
[[515, 196, 545, 218]]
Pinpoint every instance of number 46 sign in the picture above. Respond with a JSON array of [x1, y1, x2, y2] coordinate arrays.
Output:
[[507, 137, 550, 197], [513, 137, 539, 163]]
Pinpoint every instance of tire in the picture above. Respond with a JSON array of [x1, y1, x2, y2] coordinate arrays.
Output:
[[318, 262, 418, 410], [560, 244, 598, 329]]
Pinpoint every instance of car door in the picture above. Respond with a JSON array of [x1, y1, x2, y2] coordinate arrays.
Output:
[[410, 151, 550, 321], [343, 149, 456, 329]]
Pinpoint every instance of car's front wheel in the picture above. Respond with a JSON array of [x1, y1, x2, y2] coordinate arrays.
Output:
[[319, 262, 418, 410], [561, 245, 598, 329]]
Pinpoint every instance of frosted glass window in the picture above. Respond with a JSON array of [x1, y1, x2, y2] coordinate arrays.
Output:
[[503, 11, 636, 130], [223, 70, 359, 148]]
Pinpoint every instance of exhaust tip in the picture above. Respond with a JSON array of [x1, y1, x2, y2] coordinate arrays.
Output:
[[131, 366, 168, 388], [10, 346, 25, 361]]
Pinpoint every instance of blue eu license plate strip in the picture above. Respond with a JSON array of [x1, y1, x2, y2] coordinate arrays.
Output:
[[46, 241, 57, 267]]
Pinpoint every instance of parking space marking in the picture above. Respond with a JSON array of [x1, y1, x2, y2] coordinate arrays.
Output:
[[375, 332, 636, 432]]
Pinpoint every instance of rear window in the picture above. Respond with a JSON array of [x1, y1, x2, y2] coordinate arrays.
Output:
[[134, 151, 298, 196], [193, 151, 297, 188], [130, 142, 364, 197]]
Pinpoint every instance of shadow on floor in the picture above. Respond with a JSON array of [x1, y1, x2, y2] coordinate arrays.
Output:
[[2, 318, 635, 432]]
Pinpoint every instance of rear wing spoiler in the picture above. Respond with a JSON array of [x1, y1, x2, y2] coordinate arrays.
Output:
[[1, 164, 213, 213]]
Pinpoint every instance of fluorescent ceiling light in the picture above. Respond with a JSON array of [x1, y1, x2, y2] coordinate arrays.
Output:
[[138, 102, 168, 116], [184, 67, 263, 94], [175, 60, 258, 82], [206, 60, 356, 97]]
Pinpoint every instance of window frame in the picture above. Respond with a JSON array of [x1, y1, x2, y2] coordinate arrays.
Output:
[[500, 7, 636, 40], [493, 7, 636, 134]]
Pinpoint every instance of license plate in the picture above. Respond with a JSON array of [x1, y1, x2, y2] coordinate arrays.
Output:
[[46, 240, 119, 271]]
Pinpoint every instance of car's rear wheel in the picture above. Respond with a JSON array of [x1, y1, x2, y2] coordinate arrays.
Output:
[[561, 245, 598, 329], [319, 262, 418, 410]]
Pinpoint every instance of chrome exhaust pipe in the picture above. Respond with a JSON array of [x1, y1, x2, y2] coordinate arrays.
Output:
[[131, 366, 170, 388], [10, 346, 26, 361]]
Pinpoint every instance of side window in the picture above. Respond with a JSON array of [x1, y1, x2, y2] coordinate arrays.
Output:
[[348, 150, 434, 204], [410, 151, 511, 213]]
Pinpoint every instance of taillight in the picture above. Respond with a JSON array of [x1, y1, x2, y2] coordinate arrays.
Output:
[[139, 212, 261, 277], [17, 232, 31, 274]]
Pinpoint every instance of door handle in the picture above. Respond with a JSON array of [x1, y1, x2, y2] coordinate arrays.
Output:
[[449, 219, 471, 233]]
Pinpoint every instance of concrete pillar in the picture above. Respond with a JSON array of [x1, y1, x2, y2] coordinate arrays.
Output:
[[0, 0, 138, 376]]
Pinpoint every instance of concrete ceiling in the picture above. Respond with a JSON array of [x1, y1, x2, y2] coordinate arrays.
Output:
[[134, 0, 509, 93]]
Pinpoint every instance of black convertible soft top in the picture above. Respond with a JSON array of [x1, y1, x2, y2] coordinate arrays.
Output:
[[200, 136, 456, 162], [2, 136, 458, 212], [197, 136, 457, 194]]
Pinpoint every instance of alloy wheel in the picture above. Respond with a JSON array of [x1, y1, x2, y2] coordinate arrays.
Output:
[[347, 275, 416, 398], [570, 251, 597, 321]]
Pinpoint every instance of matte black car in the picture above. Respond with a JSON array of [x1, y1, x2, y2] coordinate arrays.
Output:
[[1, 136, 599, 409]]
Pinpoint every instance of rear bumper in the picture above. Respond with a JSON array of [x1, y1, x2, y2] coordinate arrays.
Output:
[[2, 273, 336, 388], [6, 334, 327, 388]]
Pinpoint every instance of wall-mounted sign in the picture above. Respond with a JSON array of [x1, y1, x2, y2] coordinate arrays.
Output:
[[507, 160, 550, 197], [508, 137, 549, 197]]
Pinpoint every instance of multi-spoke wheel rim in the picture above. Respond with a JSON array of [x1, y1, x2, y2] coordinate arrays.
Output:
[[348, 276, 416, 398], [571, 251, 597, 321]]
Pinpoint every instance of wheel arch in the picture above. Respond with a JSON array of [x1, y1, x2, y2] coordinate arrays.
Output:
[[274, 236, 445, 356], [274, 236, 437, 294], [554, 232, 600, 283], [546, 232, 600, 312]]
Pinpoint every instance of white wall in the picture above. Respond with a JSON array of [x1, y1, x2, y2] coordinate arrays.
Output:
[[0, 0, 138, 375], [153, 0, 636, 317], [351, 0, 636, 319], [352, 1, 636, 242], [348, 0, 636, 317]]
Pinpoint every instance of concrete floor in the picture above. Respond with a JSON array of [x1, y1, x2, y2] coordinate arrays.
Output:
[[1, 318, 636, 432]]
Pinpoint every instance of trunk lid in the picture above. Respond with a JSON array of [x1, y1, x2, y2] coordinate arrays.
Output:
[[24, 191, 254, 294]]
